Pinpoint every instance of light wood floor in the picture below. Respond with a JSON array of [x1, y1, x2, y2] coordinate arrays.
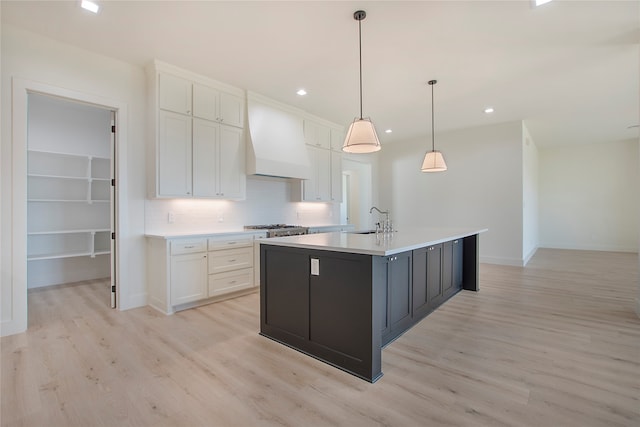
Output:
[[2, 249, 639, 426]]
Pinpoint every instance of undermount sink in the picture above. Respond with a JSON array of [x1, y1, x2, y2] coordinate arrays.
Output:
[[349, 230, 377, 235]]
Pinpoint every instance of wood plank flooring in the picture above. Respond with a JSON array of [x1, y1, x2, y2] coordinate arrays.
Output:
[[2, 249, 639, 426]]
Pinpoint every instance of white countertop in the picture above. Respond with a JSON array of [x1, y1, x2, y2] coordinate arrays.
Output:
[[260, 227, 488, 256], [145, 229, 266, 239], [144, 224, 353, 240]]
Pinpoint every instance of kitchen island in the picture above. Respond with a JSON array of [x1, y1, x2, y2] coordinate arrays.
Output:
[[259, 227, 487, 382]]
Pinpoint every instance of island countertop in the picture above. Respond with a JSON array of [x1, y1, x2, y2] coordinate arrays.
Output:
[[261, 227, 487, 256]]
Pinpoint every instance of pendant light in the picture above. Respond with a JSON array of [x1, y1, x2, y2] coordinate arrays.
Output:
[[421, 80, 448, 172], [342, 10, 381, 154]]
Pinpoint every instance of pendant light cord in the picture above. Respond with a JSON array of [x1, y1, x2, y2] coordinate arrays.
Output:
[[431, 82, 435, 151], [358, 17, 363, 120], [428, 80, 437, 152]]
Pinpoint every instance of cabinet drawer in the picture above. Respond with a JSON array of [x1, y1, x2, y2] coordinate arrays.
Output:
[[208, 268, 254, 297], [208, 247, 253, 273], [171, 239, 207, 255], [208, 237, 253, 250]]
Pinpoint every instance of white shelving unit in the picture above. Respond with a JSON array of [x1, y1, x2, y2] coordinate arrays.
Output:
[[27, 149, 112, 261]]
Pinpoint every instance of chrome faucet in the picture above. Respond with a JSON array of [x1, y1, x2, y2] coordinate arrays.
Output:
[[370, 206, 392, 233], [369, 206, 389, 219]]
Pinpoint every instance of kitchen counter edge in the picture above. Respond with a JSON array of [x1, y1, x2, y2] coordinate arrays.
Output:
[[259, 227, 488, 256]]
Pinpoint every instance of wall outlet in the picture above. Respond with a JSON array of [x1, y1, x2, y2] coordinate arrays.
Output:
[[168, 211, 175, 223], [217, 211, 224, 222]]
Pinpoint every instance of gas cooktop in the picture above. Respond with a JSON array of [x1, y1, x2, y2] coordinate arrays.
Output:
[[244, 224, 309, 237], [244, 224, 301, 230]]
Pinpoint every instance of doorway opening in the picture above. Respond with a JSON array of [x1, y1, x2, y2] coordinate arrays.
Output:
[[341, 158, 373, 230], [26, 93, 116, 309]]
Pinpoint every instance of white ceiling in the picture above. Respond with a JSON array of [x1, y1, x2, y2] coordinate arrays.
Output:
[[2, 0, 639, 148]]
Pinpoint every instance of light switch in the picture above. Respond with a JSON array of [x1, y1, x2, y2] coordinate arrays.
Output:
[[310, 258, 319, 276]]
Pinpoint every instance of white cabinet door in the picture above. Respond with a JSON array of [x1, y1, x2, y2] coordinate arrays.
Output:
[[192, 118, 219, 197], [159, 74, 192, 115], [330, 128, 345, 152], [192, 83, 219, 122], [303, 146, 320, 201], [304, 120, 331, 149], [331, 151, 342, 202], [158, 110, 192, 197], [317, 148, 331, 201], [170, 252, 208, 305], [218, 125, 245, 199], [219, 92, 244, 128], [303, 146, 331, 201]]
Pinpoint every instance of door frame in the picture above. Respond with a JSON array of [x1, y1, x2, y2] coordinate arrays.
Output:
[[4, 78, 128, 336]]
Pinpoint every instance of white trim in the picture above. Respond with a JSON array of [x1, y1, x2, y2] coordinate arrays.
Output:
[[538, 243, 638, 253], [480, 256, 525, 267], [522, 246, 538, 266], [2, 78, 130, 337]]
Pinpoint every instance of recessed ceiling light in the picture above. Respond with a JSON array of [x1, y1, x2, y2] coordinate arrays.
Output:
[[385, 129, 392, 133], [484, 107, 494, 114], [296, 89, 307, 96], [534, 0, 553, 6], [81, 0, 100, 13]]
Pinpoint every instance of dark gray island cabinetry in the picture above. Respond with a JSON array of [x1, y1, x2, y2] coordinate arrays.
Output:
[[259, 228, 486, 382]]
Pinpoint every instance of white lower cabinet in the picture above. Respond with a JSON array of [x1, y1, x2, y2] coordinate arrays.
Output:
[[171, 251, 208, 305], [208, 269, 254, 297], [207, 237, 254, 296], [147, 233, 259, 314], [169, 239, 208, 305]]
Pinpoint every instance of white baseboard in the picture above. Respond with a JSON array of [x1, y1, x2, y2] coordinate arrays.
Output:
[[479, 256, 525, 267], [538, 242, 638, 253]]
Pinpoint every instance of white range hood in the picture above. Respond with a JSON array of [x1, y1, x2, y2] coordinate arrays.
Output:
[[246, 91, 311, 180]]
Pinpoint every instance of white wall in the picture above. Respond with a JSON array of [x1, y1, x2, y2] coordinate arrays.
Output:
[[522, 123, 539, 264], [379, 121, 525, 265], [341, 157, 375, 230], [539, 139, 639, 252], [1, 25, 147, 335]]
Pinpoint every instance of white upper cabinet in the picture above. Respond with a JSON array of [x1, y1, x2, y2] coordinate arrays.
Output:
[[148, 60, 247, 199], [294, 115, 344, 203], [159, 73, 192, 115], [158, 110, 193, 197], [160, 74, 244, 129], [219, 92, 245, 128], [301, 145, 331, 202], [192, 118, 218, 197], [330, 150, 342, 202], [304, 119, 331, 149], [192, 83, 219, 121], [330, 128, 345, 152], [192, 120, 245, 199], [218, 126, 245, 199]]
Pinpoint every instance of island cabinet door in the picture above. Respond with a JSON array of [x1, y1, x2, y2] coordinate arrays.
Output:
[[260, 247, 310, 341], [308, 253, 375, 377], [375, 251, 413, 347], [412, 244, 444, 320], [442, 239, 464, 299]]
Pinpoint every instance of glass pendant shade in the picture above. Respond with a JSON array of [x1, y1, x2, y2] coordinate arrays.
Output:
[[342, 117, 381, 153], [421, 150, 447, 172]]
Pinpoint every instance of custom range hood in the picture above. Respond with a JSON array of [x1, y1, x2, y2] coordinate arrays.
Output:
[[246, 91, 311, 180]]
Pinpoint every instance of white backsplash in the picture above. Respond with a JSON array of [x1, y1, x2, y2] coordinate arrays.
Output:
[[145, 176, 340, 234]]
